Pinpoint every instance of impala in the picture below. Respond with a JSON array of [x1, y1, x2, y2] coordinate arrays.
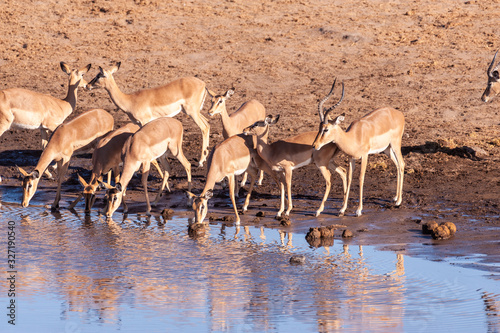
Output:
[[68, 123, 164, 215], [207, 88, 267, 186], [313, 80, 405, 216], [243, 113, 347, 218], [87, 62, 211, 166], [0, 62, 91, 149], [186, 125, 278, 224], [103, 117, 192, 218], [482, 49, 500, 103], [18, 109, 114, 210]]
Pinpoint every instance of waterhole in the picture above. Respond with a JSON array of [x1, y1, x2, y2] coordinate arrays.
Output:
[[0, 203, 498, 332]]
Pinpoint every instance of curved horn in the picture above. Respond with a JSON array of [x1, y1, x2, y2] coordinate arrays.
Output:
[[318, 78, 337, 122], [323, 82, 345, 122], [487, 49, 499, 76]]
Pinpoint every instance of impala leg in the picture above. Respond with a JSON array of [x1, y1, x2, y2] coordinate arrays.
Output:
[[240, 172, 248, 187], [339, 159, 355, 216], [153, 156, 170, 207], [277, 177, 286, 218], [41, 129, 56, 179], [151, 158, 164, 179], [227, 174, 240, 224], [256, 170, 264, 186], [52, 159, 69, 211], [188, 112, 210, 167], [141, 162, 152, 216], [315, 166, 332, 217], [330, 161, 347, 197], [243, 166, 258, 212], [175, 145, 192, 192], [284, 168, 293, 216], [388, 144, 405, 206], [40, 128, 50, 149], [68, 193, 83, 210], [356, 155, 368, 217]]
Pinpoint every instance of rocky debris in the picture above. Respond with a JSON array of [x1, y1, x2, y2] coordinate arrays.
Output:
[[422, 220, 439, 234], [306, 225, 337, 247], [188, 223, 206, 238], [342, 229, 354, 238], [289, 255, 306, 265], [276, 215, 291, 226], [431, 222, 457, 240], [161, 208, 175, 220]]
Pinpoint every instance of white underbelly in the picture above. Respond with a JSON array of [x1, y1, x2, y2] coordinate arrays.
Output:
[[369, 145, 389, 155], [234, 168, 247, 176], [292, 158, 312, 170]]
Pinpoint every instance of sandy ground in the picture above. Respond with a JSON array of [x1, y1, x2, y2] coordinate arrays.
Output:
[[0, 0, 499, 268]]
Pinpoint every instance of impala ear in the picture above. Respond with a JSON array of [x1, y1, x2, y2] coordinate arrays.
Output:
[[32, 170, 40, 179], [77, 174, 88, 187], [99, 181, 114, 190], [60, 62, 71, 75], [115, 182, 123, 192], [80, 64, 91, 74], [185, 191, 197, 200], [266, 114, 280, 125], [224, 89, 235, 99], [17, 166, 29, 177], [334, 113, 345, 125], [111, 62, 121, 74], [203, 190, 213, 200]]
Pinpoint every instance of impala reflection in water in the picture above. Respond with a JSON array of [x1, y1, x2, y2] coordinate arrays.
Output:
[[0, 204, 498, 332]]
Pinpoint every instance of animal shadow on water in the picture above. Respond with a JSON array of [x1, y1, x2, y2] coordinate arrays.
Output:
[[0, 150, 42, 167]]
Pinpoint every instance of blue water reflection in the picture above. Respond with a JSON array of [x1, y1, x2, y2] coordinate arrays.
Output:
[[0, 205, 498, 332]]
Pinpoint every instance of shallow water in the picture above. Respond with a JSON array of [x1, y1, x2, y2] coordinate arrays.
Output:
[[0, 203, 499, 333]]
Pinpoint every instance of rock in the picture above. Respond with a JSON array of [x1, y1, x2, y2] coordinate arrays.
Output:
[[256, 211, 265, 217], [431, 225, 451, 240], [422, 220, 439, 234], [222, 215, 235, 222], [319, 226, 334, 238], [289, 255, 306, 265], [306, 227, 321, 240], [278, 215, 291, 226], [342, 229, 353, 238], [161, 208, 175, 220], [188, 223, 206, 238], [441, 222, 457, 235]]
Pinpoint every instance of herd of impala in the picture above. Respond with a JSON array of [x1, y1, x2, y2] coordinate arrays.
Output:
[[2, 49, 499, 224]]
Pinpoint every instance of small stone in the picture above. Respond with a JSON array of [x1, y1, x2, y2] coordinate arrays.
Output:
[[431, 225, 451, 240], [161, 208, 175, 220], [280, 217, 291, 226], [289, 255, 306, 265], [188, 223, 206, 238], [422, 221, 439, 234], [306, 227, 321, 240], [319, 226, 334, 238], [342, 229, 354, 238], [441, 222, 457, 235], [256, 211, 265, 217]]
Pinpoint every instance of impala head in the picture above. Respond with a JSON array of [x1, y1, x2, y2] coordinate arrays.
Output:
[[312, 79, 345, 150], [87, 62, 121, 90], [242, 114, 280, 135], [61, 62, 92, 90], [482, 49, 500, 103], [77, 174, 100, 215], [186, 190, 213, 223], [17, 167, 41, 208], [102, 182, 123, 218], [208, 89, 234, 116]]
